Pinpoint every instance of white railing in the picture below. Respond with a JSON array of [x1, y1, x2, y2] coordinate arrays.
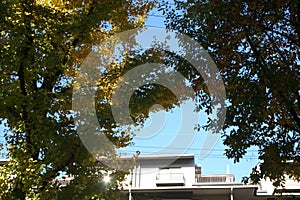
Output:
[[195, 174, 235, 183], [156, 172, 185, 186], [156, 172, 184, 181]]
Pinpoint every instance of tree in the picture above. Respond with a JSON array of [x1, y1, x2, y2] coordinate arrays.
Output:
[[0, 0, 153, 199], [163, 0, 300, 186]]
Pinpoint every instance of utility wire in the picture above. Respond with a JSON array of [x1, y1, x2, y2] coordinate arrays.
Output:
[[121, 151, 258, 160], [125, 145, 259, 152], [148, 14, 166, 18], [144, 24, 166, 28]]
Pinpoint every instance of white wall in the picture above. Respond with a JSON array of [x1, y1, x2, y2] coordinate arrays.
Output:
[[122, 155, 196, 189]]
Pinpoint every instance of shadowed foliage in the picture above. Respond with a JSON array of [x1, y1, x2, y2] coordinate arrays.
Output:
[[163, 0, 300, 186]]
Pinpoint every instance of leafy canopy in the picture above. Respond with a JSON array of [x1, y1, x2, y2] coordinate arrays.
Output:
[[163, 0, 300, 186], [0, 0, 153, 199]]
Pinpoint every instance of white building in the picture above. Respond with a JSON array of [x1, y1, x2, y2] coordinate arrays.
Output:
[[120, 154, 300, 200], [255, 162, 300, 199], [1, 156, 300, 199]]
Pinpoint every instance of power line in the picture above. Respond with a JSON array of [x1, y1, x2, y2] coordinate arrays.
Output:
[[148, 14, 166, 18], [120, 150, 259, 159], [125, 145, 259, 152], [144, 24, 167, 29]]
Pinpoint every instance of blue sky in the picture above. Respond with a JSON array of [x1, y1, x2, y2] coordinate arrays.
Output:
[[120, 100, 260, 181], [119, 5, 261, 182]]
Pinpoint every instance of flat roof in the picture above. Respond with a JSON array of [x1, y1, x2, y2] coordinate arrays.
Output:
[[97, 154, 195, 164], [126, 185, 258, 191], [115, 154, 195, 161], [134, 154, 194, 160]]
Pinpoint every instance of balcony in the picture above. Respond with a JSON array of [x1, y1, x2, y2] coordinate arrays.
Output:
[[195, 174, 236, 184], [156, 172, 185, 186]]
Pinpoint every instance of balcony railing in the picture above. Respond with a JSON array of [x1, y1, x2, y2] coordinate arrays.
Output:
[[156, 172, 185, 186], [195, 174, 236, 183]]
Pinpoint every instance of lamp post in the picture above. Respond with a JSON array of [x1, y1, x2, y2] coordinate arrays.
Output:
[[129, 150, 140, 200]]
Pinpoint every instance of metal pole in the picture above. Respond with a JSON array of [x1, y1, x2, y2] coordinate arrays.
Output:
[[129, 169, 132, 200], [129, 151, 140, 200]]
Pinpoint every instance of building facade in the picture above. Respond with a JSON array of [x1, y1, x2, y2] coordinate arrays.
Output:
[[120, 154, 300, 200], [2, 156, 300, 199]]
